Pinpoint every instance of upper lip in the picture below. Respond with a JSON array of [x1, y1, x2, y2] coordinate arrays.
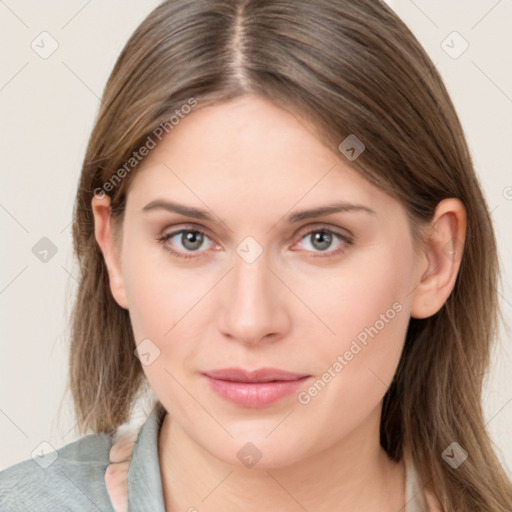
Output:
[[204, 367, 310, 383]]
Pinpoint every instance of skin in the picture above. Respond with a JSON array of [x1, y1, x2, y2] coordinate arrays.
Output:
[[92, 94, 465, 511]]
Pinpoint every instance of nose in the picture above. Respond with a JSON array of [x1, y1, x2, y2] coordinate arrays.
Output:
[[216, 248, 291, 347]]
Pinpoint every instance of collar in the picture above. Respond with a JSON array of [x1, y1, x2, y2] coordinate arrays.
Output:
[[105, 401, 167, 512], [127, 401, 167, 511]]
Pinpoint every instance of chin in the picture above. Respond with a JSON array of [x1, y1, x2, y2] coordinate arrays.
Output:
[[203, 433, 311, 470]]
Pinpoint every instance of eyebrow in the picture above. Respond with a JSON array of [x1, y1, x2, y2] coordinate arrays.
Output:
[[142, 199, 376, 223]]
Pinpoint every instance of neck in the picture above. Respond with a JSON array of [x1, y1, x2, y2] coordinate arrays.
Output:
[[157, 407, 406, 512]]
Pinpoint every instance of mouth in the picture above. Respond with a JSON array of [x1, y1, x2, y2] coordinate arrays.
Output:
[[202, 367, 312, 408]]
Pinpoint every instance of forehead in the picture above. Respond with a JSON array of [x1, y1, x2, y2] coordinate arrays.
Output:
[[126, 95, 398, 218]]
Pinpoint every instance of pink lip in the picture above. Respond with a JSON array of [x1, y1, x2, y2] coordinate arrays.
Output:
[[203, 367, 311, 408]]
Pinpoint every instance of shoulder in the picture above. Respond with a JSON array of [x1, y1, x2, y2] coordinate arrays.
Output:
[[0, 432, 114, 512]]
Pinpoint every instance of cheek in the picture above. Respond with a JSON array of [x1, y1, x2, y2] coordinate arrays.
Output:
[[294, 235, 414, 430], [120, 236, 220, 393], [121, 257, 208, 411], [296, 236, 414, 358], [121, 229, 210, 339]]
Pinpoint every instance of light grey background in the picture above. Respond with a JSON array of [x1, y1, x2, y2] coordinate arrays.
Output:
[[1, 0, 511, 475]]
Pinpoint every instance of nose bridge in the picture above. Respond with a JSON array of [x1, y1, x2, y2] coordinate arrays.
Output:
[[233, 248, 271, 305], [217, 242, 289, 344]]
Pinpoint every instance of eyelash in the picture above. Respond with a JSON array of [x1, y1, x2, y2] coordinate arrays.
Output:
[[156, 225, 354, 260]]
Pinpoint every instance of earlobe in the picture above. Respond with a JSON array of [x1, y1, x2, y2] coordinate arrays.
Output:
[[410, 198, 466, 319], [91, 195, 129, 309]]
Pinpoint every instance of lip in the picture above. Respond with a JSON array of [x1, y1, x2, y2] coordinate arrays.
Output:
[[203, 367, 311, 408]]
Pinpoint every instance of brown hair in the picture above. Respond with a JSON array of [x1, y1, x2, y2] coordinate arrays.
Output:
[[68, 0, 512, 509]]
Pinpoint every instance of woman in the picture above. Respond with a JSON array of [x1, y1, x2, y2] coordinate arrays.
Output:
[[1, 0, 511, 510]]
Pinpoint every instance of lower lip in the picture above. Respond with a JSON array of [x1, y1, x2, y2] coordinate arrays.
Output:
[[204, 375, 310, 408]]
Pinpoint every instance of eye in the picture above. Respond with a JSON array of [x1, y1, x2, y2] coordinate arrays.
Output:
[[157, 228, 216, 260], [293, 227, 353, 257], [157, 225, 353, 261]]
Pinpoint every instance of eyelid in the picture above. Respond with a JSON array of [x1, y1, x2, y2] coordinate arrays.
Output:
[[161, 222, 212, 237], [293, 222, 354, 240]]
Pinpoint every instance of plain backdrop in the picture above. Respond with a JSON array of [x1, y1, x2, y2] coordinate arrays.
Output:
[[1, 0, 511, 475]]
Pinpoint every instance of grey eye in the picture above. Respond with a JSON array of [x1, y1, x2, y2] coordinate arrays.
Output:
[[178, 231, 205, 251], [308, 231, 333, 251]]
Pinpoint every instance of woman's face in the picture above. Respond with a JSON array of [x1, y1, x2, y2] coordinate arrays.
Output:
[[109, 95, 424, 467]]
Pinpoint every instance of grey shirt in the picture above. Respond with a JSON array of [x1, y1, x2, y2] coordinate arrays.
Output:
[[0, 402, 426, 511]]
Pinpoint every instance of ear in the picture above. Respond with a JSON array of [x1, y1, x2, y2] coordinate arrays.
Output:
[[91, 194, 128, 309], [410, 198, 466, 319]]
